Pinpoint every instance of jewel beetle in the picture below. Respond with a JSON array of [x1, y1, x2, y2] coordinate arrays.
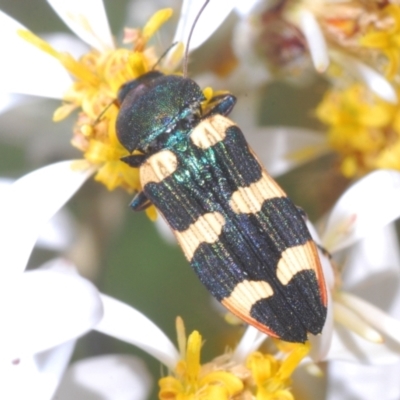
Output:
[[115, 8, 327, 345], [115, 70, 327, 343]]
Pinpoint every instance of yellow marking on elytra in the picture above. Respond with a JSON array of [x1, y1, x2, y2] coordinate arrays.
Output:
[[222, 280, 274, 317], [175, 212, 226, 261], [190, 114, 235, 149], [221, 300, 278, 337], [230, 171, 286, 214], [276, 242, 317, 285], [140, 150, 178, 184]]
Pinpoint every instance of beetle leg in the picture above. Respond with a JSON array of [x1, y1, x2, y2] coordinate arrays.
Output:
[[130, 191, 152, 211], [204, 94, 237, 117], [121, 154, 147, 167]]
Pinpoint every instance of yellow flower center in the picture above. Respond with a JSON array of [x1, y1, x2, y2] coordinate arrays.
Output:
[[246, 341, 309, 400], [18, 8, 221, 221], [359, 4, 400, 80], [316, 83, 400, 177], [159, 318, 244, 400], [18, 8, 185, 220], [159, 318, 309, 400]]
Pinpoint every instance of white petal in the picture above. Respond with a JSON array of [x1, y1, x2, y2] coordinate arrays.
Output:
[[292, 363, 326, 399], [0, 10, 73, 98], [327, 360, 400, 400], [95, 295, 179, 370], [342, 223, 400, 288], [172, 0, 235, 53], [332, 51, 397, 103], [155, 215, 177, 244], [47, 0, 114, 51], [0, 160, 95, 275], [0, 93, 27, 114], [321, 170, 400, 253], [43, 32, 90, 59], [0, 341, 75, 400], [0, 177, 13, 190], [54, 354, 152, 400], [323, 324, 400, 364], [234, 0, 264, 17], [232, 325, 266, 362], [298, 10, 329, 73], [36, 209, 76, 251], [229, 21, 272, 90], [0, 178, 75, 251], [227, 94, 328, 175], [334, 300, 383, 343], [337, 292, 400, 345], [0, 262, 103, 359], [246, 126, 328, 177]]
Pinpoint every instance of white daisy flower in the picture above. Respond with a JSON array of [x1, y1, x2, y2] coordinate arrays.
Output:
[[229, 0, 397, 103], [0, 162, 102, 399], [311, 170, 400, 367], [0, 161, 168, 399], [54, 354, 152, 400], [221, 1, 400, 181], [0, 0, 235, 220]]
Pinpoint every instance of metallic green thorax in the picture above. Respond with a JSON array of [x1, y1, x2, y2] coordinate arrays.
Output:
[[118, 72, 206, 155]]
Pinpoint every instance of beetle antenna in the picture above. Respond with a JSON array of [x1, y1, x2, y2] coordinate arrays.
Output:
[[183, 0, 210, 78], [94, 100, 117, 124], [152, 42, 178, 70]]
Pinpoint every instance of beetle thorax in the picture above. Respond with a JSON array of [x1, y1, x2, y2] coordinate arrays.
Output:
[[116, 72, 205, 156]]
